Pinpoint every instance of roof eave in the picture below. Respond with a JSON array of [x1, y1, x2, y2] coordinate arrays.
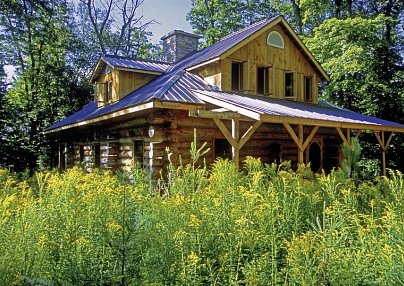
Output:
[[44, 100, 205, 134]]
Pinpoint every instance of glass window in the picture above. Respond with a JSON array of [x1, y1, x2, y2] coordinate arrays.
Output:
[[267, 31, 284, 48], [107, 80, 113, 102], [304, 76, 312, 101], [93, 143, 101, 168], [231, 62, 243, 91], [285, 72, 294, 97], [257, 67, 269, 95], [134, 140, 144, 167]]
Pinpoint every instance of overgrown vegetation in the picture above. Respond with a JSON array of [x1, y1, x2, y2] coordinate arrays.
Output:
[[1, 155, 403, 285]]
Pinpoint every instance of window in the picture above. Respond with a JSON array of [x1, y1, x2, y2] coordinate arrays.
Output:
[[267, 31, 284, 48], [285, 72, 294, 97], [134, 140, 144, 167], [106, 80, 113, 102], [79, 145, 85, 163], [231, 62, 243, 91], [257, 67, 269, 95], [214, 139, 232, 160], [93, 143, 101, 168], [304, 76, 312, 101]]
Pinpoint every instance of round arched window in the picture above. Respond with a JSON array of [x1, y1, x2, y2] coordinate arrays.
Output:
[[267, 31, 284, 48]]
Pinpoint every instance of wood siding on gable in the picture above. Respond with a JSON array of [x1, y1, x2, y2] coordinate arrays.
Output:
[[219, 24, 320, 102], [116, 70, 157, 100], [95, 67, 158, 107]]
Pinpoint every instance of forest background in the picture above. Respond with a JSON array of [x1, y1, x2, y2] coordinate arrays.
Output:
[[0, 0, 403, 172]]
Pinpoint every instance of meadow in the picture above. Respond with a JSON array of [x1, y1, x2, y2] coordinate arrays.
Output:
[[0, 156, 403, 285]]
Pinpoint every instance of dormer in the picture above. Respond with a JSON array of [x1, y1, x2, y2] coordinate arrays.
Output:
[[185, 17, 329, 104], [90, 55, 171, 107]]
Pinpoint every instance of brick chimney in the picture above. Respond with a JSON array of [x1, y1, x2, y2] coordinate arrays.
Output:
[[161, 30, 201, 63]]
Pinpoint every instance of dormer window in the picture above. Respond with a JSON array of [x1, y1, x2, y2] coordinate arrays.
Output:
[[231, 62, 244, 91], [267, 31, 284, 49]]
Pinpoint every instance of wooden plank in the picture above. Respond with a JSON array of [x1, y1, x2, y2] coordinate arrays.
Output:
[[373, 130, 384, 150]]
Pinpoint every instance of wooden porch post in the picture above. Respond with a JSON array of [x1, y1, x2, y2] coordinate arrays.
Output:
[[213, 118, 262, 169], [373, 131, 394, 176], [232, 119, 240, 167], [283, 123, 319, 165], [298, 125, 304, 164]]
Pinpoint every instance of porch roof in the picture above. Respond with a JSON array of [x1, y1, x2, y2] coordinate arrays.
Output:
[[191, 90, 404, 132]]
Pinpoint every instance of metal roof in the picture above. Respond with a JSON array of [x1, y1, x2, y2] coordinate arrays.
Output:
[[102, 55, 171, 73], [192, 90, 404, 130], [46, 71, 217, 131], [90, 55, 171, 82], [170, 16, 280, 71]]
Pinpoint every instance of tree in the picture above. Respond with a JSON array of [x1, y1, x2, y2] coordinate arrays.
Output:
[[0, 0, 93, 170], [80, 0, 155, 58]]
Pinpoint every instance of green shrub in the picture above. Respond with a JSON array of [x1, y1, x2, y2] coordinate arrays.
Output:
[[0, 162, 403, 285]]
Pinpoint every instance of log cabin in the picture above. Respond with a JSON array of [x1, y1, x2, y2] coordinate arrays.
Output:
[[45, 16, 404, 176]]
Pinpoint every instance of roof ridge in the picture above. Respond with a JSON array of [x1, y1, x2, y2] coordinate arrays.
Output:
[[220, 17, 273, 41], [154, 70, 186, 99]]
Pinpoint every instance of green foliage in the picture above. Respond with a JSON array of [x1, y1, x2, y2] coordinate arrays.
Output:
[[0, 159, 403, 285]]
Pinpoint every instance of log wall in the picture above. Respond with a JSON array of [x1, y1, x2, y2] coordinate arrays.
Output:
[[61, 109, 342, 177]]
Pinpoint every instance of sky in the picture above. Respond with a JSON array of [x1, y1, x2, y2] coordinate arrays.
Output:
[[140, 0, 194, 44]]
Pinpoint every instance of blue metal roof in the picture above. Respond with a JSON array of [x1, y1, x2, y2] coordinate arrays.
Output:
[[192, 90, 404, 130], [46, 71, 217, 131], [170, 16, 280, 71], [102, 55, 171, 73]]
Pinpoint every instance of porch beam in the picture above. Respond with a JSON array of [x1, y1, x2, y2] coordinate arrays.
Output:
[[302, 126, 320, 150], [336, 127, 349, 145]]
